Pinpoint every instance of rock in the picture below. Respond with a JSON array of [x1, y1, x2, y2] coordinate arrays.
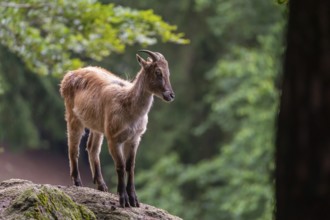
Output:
[[0, 179, 182, 220]]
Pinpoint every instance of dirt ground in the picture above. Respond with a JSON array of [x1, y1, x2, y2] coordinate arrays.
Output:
[[0, 148, 93, 187]]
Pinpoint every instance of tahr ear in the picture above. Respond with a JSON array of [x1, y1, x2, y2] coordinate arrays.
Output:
[[136, 54, 147, 68]]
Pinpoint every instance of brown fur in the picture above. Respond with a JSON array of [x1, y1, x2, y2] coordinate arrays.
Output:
[[59, 51, 174, 207]]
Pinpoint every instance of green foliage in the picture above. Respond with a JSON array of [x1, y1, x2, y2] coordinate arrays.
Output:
[[193, 26, 282, 219], [276, 0, 288, 4], [200, 26, 282, 136], [136, 154, 187, 216], [0, 47, 39, 149], [131, 1, 285, 219], [0, 46, 65, 150], [195, 0, 280, 48], [0, 0, 188, 76]]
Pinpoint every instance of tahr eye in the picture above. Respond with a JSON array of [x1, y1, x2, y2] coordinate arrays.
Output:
[[155, 69, 162, 79]]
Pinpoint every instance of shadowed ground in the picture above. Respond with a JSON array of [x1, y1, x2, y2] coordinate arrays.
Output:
[[0, 148, 92, 186]]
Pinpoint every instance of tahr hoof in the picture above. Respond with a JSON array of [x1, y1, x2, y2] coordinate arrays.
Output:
[[97, 183, 108, 192], [73, 179, 83, 187], [129, 195, 140, 207], [119, 192, 130, 208]]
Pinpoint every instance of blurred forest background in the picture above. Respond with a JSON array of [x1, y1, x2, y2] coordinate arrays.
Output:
[[0, 0, 285, 219]]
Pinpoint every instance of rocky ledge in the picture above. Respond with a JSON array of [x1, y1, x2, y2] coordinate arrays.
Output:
[[0, 179, 181, 220]]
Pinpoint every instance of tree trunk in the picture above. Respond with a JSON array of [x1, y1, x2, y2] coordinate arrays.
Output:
[[276, 0, 330, 219]]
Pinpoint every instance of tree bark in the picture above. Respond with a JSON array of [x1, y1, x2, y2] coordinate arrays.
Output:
[[276, 0, 330, 219]]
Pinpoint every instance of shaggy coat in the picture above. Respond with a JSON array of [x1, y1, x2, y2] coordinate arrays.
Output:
[[60, 50, 174, 207]]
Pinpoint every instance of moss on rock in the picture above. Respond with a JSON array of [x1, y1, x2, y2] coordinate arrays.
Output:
[[0, 179, 182, 220], [3, 185, 96, 220]]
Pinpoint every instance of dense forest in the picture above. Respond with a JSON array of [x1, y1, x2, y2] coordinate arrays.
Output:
[[0, 0, 285, 219]]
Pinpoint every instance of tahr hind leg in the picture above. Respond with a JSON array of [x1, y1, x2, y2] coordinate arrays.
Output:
[[86, 131, 108, 191], [66, 114, 84, 186]]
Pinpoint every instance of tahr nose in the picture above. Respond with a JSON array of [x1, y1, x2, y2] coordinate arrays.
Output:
[[163, 90, 175, 102]]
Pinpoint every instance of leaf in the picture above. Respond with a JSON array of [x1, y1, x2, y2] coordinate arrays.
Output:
[[0, 0, 189, 75]]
